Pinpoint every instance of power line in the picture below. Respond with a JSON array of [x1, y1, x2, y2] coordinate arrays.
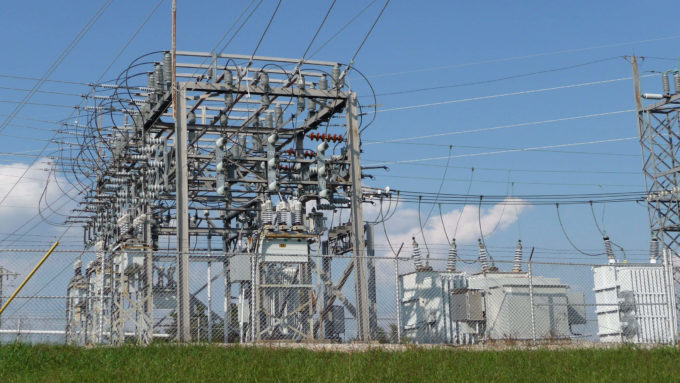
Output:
[[373, 56, 621, 97], [372, 75, 655, 113], [364, 109, 635, 144], [0, 0, 115, 135], [367, 137, 638, 165], [369, 33, 680, 78], [375, 174, 641, 188]]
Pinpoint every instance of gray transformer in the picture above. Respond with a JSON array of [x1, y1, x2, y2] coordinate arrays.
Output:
[[398, 271, 468, 344], [399, 271, 586, 344], [467, 272, 585, 340]]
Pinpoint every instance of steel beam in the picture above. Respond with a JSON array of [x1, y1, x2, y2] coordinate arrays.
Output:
[[175, 84, 191, 342], [347, 92, 371, 341]]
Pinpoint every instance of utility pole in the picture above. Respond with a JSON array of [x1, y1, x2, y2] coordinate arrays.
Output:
[[347, 92, 371, 341], [175, 84, 191, 342]]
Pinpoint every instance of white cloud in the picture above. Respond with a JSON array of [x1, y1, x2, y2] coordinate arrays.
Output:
[[0, 159, 72, 231], [365, 198, 528, 281]]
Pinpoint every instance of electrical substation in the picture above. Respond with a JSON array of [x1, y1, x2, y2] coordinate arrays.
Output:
[[55, 53, 680, 346], [62, 51, 381, 345], [0, 2, 677, 350]]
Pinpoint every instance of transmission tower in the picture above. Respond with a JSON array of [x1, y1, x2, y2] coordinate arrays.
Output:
[[632, 56, 680, 321]]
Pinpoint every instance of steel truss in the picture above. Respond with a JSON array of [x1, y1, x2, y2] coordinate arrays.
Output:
[[64, 51, 377, 344]]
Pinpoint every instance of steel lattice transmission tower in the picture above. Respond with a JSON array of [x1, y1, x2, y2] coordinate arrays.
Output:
[[632, 56, 680, 297]]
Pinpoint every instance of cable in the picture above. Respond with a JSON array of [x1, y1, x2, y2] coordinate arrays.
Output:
[[308, 0, 378, 59], [299, 0, 337, 61], [417, 196, 429, 257], [374, 56, 620, 97], [367, 136, 638, 165], [348, 0, 390, 67], [556, 203, 604, 257], [590, 200, 627, 260], [418, 145, 452, 235], [0, 0, 114, 135], [247, 0, 282, 67], [369, 33, 680, 78], [364, 109, 635, 145], [373, 75, 655, 113]]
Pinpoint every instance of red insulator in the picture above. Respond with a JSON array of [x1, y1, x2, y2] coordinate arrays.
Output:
[[338, 134, 343, 142], [320, 133, 327, 141], [287, 148, 294, 156], [332, 134, 338, 142]]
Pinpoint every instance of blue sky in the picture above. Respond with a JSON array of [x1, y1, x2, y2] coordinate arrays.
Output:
[[0, 0, 679, 296]]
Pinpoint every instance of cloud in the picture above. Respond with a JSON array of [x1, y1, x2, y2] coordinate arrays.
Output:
[[0, 159, 72, 231], [367, 197, 526, 249], [364, 198, 528, 281]]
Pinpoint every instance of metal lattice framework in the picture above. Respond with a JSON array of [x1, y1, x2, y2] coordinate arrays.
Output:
[[62, 51, 378, 344], [633, 57, 680, 318]]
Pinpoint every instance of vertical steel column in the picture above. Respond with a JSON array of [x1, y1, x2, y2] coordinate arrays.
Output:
[[223, 235, 231, 343], [346, 92, 370, 341], [175, 84, 191, 342], [142, 205, 154, 344], [365, 223, 378, 339]]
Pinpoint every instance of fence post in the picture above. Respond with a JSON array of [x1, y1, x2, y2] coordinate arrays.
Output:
[[528, 247, 536, 344], [395, 254, 401, 344]]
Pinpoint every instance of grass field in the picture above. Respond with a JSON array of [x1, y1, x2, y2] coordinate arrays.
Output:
[[1, 343, 678, 382]]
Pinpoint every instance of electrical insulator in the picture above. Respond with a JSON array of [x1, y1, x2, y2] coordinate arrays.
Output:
[[513, 239, 523, 273], [297, 97, 306, 113], [259, 71, 269, 90], [411, 237, 424, 270], [224, 92, 234, 107], [604, 236, 616, 264], [216, 136, 227, 149], [663, 74, 671, 95], [268, 133, 278, 145], [262, 199, 273, 226], [317, 141, 328, 154], [261, 94, 271, 108], [265, 112, 274, 129], [478, 239, 490, 272], [675, 74, 680, 94], [147, 73, 155, 99], [298, 74, 306, 90], [154, 63, 163, 91], [331, 64, 342, 89], [275, 104, 283, 127], [224, 70, 233, 86], [276, 200, 290, 229], [319, 74, 328, 91], [446, 239, 457, 272], [220, 112, 228, 126], [308, 96, 316, 112], [291, 198, 303, 226], [188, 112, 196, 125], [649, 237, 660, 263], [163, 52, 172, 89]]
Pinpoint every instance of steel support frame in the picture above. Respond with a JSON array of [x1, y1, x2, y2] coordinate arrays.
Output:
[[634, 56, 680, 337]]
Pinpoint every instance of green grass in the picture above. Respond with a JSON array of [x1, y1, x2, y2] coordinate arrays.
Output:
[[0, 343, 678, 382]]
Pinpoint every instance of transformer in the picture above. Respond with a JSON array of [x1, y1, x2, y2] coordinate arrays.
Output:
[[593, 262, 676, 344], [399, 270, 586, 344]]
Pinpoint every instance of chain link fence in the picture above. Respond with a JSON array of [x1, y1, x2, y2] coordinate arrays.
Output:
[[1, 247, 677, 346]]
